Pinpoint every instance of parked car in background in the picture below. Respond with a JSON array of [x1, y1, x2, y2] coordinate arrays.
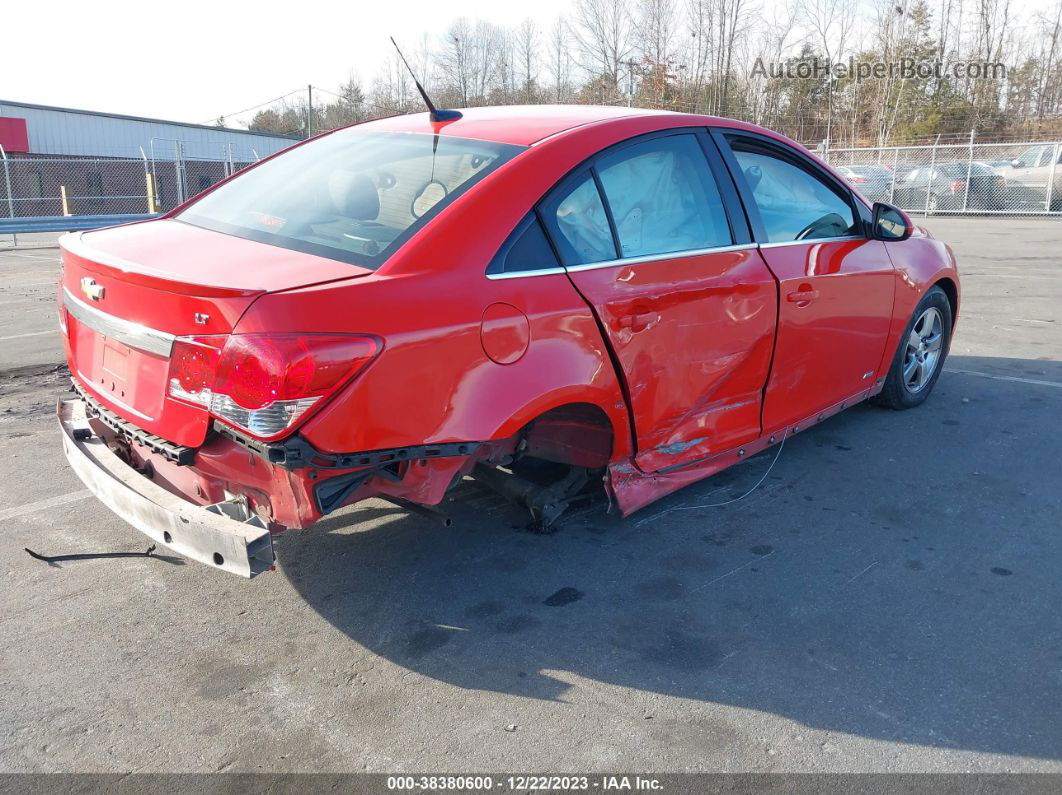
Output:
[[836, 164, 894, 201], [55, 106, 960, 577], [885, 161, 919, 181], [895, 161, 1007, 211], [1005, 144, 1062, 208], [980, 159, 1013, 175]]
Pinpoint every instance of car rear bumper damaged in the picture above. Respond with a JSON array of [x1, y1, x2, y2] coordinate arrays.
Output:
[[58, 397, 275, 578]]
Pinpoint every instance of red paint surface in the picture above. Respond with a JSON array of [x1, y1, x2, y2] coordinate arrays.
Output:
[[58, 108, 960, 530], [0, 117, 29, 153], [757, 239, 896, 433], [480, 302, 530, 364], [566, 247, 777, 473]]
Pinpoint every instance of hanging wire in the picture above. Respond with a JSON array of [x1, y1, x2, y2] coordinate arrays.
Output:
[[636, 432, 789, 527]]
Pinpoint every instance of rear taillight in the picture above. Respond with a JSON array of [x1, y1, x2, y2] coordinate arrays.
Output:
[[849, 175, 866, 184], [168, 333, 379, 440], [950, 179, 965, 193]]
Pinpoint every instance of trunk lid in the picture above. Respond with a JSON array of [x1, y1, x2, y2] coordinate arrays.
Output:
[[60, 219, 371, 447]]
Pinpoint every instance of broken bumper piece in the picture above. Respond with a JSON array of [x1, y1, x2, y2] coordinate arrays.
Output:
[[58, 398, 275, 578]]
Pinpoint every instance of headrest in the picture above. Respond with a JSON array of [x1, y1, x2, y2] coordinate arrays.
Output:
[[328, 171, 380, 220]]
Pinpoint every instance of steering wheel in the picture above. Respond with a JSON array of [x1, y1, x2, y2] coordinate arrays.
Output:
[[795, 212, 849, 241]]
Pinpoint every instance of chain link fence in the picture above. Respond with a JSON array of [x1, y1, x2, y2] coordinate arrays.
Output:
[[4, 135, 1062, 222], [0, 141, 257, 220], [822, 141, 1062, 215]]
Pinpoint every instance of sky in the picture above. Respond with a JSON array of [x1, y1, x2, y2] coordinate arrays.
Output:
[[4, 0, 1057, 128], [1, 0, 572, 126]]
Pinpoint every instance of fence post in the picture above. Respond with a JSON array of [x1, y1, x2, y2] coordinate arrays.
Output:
[[174, 140, 186, 205], [925, 134, 941, 215], [226, 143, 234, 178], [138, 147, 155, 214], [1046, 142, 1059, 213], [890, 147, 899, 203], [145, 173, 158, 214], [60, 185, 71, 216], [962, 129, 974, 211], [1, 145, 15, 246]]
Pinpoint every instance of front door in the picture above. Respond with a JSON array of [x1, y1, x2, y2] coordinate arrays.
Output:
[[539, 132, 778, 473], [718, 132, 896, 434]]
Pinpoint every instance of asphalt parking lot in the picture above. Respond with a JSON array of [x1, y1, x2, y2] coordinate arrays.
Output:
[[0, 218, 1060, 773]]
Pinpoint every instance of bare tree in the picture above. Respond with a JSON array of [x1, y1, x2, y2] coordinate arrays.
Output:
[[635, 0, 677, 66], [712, 0, 751, 114], [572, 0, 634, 93], [1036, 0, 1062, 119], [515, 18, 541, 102], [802, 0, 856, 145], [548, 17, 575, 102]]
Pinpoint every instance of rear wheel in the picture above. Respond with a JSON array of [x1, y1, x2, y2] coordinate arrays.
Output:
[[874, 286, 951, 410]]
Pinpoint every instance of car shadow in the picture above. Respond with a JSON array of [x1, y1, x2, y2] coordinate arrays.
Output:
[[278, 354, 1062, 759]]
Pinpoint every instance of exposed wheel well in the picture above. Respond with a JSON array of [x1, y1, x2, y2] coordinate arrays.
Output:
[[933, 277, 959, 328], [520, 402, 614, 469]]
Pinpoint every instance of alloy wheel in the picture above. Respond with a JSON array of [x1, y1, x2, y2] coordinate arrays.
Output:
[[902, 306, 944, 393]]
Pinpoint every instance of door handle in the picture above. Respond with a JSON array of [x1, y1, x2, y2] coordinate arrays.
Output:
[[786, 289, 819, 306], [617, 311, 655, 332]]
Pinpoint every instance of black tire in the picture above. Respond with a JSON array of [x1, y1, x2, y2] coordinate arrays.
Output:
[[874, 286, 952, 410]]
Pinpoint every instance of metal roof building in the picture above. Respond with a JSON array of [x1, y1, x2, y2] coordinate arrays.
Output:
[[0, 99, 298, 161]]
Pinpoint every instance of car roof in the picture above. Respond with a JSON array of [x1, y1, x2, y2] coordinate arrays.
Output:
[[351, 104, 683, 147]]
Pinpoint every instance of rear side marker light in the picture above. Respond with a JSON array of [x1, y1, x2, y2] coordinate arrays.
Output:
[[167, 333, 379, 441]]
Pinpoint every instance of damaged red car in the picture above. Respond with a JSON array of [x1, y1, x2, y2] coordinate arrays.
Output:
[[56, 105, 959, 577]]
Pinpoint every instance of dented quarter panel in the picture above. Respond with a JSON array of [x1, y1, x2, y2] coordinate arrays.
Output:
[[239, 269, 635, 461]]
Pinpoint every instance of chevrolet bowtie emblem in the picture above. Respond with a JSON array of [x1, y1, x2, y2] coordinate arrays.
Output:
[[80, 277, 105, 301]]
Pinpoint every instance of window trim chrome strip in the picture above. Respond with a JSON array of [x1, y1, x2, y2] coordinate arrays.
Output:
[[483, 235, 871, 280], [757, 235, 866, 249], [485, 243, 759, 279], [486, 267, 567, 281], [563, 243, 759, 273], [63, 287, 175, 358]]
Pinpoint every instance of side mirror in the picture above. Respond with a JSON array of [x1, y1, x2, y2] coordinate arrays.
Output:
[[871, 202, 913, 241], [1011, 159, 1021, 168]]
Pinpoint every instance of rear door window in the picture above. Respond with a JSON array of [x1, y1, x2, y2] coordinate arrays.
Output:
[[539, 172, 617, 266], [595, 134, 733, 257]]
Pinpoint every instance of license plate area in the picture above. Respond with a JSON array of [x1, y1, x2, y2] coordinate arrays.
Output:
[[72, 321, 169, 422], [102, 339, 129, 380]]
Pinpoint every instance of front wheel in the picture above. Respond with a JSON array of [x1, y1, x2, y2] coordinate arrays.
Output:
[[874, 286, 952, 410]]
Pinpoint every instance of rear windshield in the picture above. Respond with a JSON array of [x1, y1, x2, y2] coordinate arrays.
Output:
[[178, 131, 524, 268]]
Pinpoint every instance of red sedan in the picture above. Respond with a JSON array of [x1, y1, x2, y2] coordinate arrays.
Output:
[[56, 106, 959, 576]]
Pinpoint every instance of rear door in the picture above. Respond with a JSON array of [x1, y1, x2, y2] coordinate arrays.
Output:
[[540, 131, 778, 473], [714, 130, 895, 434]]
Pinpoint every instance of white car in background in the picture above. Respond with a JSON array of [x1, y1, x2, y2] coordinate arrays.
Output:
[[1006, 144, 1062, 208]]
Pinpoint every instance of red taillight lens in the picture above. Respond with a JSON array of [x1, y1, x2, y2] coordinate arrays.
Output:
[[850, 175, 866, 184], [950, 179, 965, 193], [169, 336, 225, 406], [167, 333, 379, 439], [213, 334, 375, 411]]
